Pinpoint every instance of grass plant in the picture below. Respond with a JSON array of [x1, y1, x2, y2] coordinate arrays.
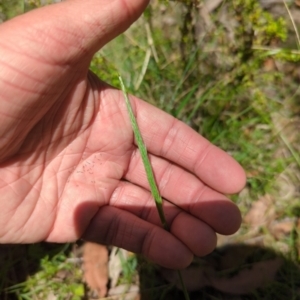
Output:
[[119, 75, 168, 231], [119, 75, 190, 300]]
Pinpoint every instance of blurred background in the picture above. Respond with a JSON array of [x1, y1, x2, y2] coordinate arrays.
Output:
[[1, 0, 300, 299]]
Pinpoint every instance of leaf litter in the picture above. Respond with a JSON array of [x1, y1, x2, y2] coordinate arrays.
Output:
[[83, 242, 109, 298], [82, 243, 140, 299]]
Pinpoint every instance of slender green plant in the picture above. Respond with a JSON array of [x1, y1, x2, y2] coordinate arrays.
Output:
[[119, 75, 190, 300], [118, 75, 168, 230]]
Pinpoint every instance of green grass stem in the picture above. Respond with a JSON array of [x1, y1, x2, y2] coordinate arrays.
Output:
[[119, 75, 168, 231], [119, 75, 190, 300]]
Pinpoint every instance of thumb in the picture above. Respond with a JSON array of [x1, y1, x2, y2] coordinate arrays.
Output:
[[0, 0, 149, 162], [1, 0, 149, 64]]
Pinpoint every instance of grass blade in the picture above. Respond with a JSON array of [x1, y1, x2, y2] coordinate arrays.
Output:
[[119, 75, 190, 300], [119, 75, 168, 231]]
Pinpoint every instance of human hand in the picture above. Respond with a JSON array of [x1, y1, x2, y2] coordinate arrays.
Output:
[[0, 0, 246, 269]]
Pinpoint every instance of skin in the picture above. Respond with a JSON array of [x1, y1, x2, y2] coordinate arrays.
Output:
[[0, 0, 246, 269]]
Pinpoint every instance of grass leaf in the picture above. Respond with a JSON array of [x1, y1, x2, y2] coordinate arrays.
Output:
[[119, 75, 190, 300]]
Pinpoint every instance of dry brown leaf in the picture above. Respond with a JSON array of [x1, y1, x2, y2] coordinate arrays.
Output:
[[270, 218, 300, 239], [263, 57, 276, 72], [244, 194, 275, 230], [82, 242, 109, 298], [269, 218, 295, 240], [46, 292, 57, 300]]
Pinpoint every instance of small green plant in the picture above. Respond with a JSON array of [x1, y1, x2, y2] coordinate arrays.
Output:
[[118, 250, 138, 285], [6, 248, 84, 300]]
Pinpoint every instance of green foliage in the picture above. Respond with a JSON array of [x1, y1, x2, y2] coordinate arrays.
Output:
[[7, 249, 84, 300], [274, 49, 300, 62], [118, 251, 138, 285], [89, 53, 120, 87], [0, 0, 24, 20]]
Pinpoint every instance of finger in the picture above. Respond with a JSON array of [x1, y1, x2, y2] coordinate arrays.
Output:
[[0, 0, 149, 161], [170, 211, 217, 257], [125, 94, 246, 194], [82, 206, 193, 269], [111, 183, 218, 256], [111, 181, 241, 236], [0, 0, 149, 63]]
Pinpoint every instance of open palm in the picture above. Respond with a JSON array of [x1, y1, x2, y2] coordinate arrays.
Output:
[[0, 0, 245, 268]]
